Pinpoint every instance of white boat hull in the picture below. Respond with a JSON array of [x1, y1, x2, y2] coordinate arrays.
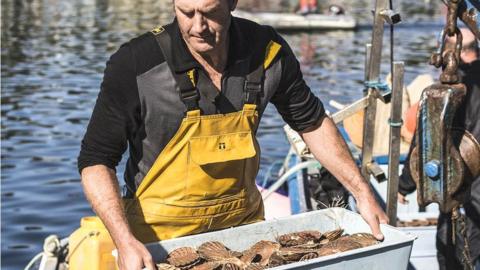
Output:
[[233, 10, 357, 30]]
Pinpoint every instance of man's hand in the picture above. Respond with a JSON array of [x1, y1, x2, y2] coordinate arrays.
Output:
[[355, 192, 389, 241], [81, 165, 156, 269], [117, 237, 156, 270]]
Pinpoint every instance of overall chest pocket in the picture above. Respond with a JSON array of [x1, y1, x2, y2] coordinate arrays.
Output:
[[185, 131, 257, 200]]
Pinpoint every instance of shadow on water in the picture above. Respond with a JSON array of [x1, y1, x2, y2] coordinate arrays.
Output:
[[1, 0, 442, 269]]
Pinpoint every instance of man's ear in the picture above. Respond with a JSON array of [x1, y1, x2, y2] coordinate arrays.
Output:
[[230, 0, 238, 11]]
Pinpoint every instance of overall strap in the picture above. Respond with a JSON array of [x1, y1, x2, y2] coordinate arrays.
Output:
[[151, 26, 199, 111], [244, 40, 282, 105], [244, 62, 264, 105]]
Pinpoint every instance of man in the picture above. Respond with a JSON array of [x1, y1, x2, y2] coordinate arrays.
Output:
[[78, 0, 387, 269], [399, 28, 480, 269]]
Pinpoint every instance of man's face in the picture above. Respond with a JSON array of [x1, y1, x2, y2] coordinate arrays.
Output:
[[174, 0, 234, 55]]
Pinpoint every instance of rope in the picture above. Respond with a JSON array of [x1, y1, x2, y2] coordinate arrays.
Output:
[[65, 231, 99, 263], [459, 213, 473, 270], [24, 252, 43, 270], [452, 207, 474, 270], [262, 160, 321, 200], [260, 160, 285, 188]]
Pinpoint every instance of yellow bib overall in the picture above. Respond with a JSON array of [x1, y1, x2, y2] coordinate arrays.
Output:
[[124, 27, 282, 243]]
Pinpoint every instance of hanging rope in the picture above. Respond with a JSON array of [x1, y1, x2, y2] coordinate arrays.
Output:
[[451, 207, 474, 270]]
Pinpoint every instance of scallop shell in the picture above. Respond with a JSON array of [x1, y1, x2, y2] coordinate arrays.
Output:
[[245, 263, 265, 270], [317, 238, 362, 256], [228, 250, 243, 258], [167, 247, 201, 268], [198, 241, 232, 261], [323, 229, 344, 241], [292, 242, 322, 249], [191, 262, 221, 270], [221, 262, 242, 270], [277, 247, 312, 261], [240, 240, 280, 266], [157, 263, 181, 270], [299, 252, 318, 261], [267, 252, 286, 267], [277, 231, 322, 247], [348, 233, 379, 247]]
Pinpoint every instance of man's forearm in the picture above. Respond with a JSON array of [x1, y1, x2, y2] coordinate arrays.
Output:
[[299, 117, 372, 199], [81, 165, 135, 249], [300, 116, 388, 239]]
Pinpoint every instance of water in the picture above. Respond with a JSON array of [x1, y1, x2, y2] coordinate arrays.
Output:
[[1, 0, 444, 268]]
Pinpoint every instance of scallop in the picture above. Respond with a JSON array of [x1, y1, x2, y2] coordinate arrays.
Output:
[[167, 247, 201, 269], [198, 241, 232, 261], [277, 231, 322, 247]]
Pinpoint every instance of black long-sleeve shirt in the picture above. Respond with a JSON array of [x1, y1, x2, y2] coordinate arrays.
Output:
[[78, 17, 325, 190]]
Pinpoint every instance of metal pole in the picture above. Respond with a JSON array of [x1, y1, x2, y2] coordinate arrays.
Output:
[[386, 62, 404, 226], [365, 44, 372, 81], [368, 0, 388, 81], [361, 0, 389, 181], [361, 43, 376, 181]]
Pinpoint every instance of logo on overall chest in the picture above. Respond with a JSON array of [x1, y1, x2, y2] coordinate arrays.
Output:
[[218, 142, 226, 150]]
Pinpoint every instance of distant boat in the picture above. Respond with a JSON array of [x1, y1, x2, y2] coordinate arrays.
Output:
[[233, 9, 357, 30], [233, 10, 357, 30]]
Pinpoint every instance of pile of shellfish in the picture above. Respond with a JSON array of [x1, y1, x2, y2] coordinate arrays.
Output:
[[156, 229, 379, 270], [397, 218, 437, 227]]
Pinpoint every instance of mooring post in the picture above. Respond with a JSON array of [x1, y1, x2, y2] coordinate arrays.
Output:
[[386, 61, 404, 226]]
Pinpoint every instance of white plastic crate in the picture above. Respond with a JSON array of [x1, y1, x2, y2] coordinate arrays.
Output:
[[114, 207, 416, 270]]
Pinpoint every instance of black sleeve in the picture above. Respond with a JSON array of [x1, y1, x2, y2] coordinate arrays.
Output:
[[77, 43, 138, 173], [269, 34, 326, 132], [399, 134, 418, 195]]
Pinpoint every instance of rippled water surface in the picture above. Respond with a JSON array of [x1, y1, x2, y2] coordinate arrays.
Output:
[[2, 0, 444, 269]]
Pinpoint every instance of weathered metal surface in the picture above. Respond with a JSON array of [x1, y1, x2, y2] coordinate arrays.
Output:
[[367, 162, 386, 182], [361, 0, 397, 183], [429, 28, 463, 84], [459, 130, 480, 178], [409, 83, 470, 213], [361, 42, 376, 179], [386, 62, 404, 226], [361, 43, 377, 181], [368, 0, 389, 80], [442, 28, 463, 84], [446, 0, 460, 35]]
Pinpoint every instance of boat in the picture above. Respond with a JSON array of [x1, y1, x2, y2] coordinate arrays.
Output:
[[232, 10, 356, 31]]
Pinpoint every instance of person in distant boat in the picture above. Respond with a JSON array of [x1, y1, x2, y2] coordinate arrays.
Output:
[[78, 0, 388, 269], [398, 28, 480, 270], [298, 0, 318, 15]]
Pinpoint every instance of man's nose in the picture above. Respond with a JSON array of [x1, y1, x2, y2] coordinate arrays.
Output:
[[191, 12, 207, 34]]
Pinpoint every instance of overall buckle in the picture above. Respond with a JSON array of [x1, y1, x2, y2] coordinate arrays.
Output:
[[179, 88, 200, 111], [244, 81, 262, 104]]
